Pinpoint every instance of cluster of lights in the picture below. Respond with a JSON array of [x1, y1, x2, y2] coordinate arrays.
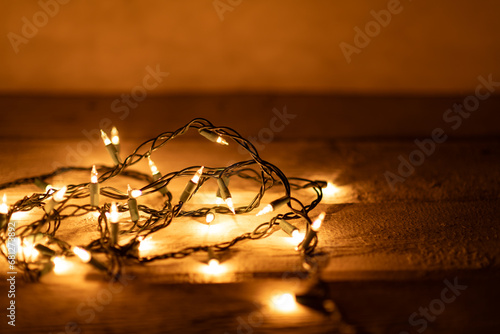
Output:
[[0, 119, 333, 282]]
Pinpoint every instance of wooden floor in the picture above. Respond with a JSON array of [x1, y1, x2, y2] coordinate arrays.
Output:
[[0, 96, 499, 333]]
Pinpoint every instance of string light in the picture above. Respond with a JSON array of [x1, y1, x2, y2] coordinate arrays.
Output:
[[0, 194, 8, 228], [179, 166, 204, 203], [109, 202, 119, 246], [147, 156, 168, 196], [0, 118, 327, 279], [256, 196, 290, 216], [100, 129, 121, 165], [89, 165, 99, 207], [216, 178, 235, 214], [44, 186, 67, 214], [199, 128, 229, 145]]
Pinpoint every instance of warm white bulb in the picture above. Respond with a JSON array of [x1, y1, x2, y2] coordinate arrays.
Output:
[[148, 157, 160, 175], [52, 186, 67, 202], [91, 165, 98, 183], [216, 136, 229, 145], [0, 194, 8, 214], [206, 212, 215, 223], [111, 126, 120, 145], [215, 197, 224, 206], [324, 182, 339, 196], [256, 204, 273, 216], [191, 166, 204, 184], [312, 212, 326, 231], [131, 189, 142, 198], [271, 293, 297, 313], [110, 202, 119, 223], [100, 129, 112, 145], [52, 256, 73, 275], [225, 197, 235, 214], [291, 229, 304, 244], [208, 258, 220, 268], [72, 246, 91, 263]]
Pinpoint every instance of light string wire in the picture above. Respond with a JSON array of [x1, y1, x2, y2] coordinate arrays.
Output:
[[0, 118, 326, 280]]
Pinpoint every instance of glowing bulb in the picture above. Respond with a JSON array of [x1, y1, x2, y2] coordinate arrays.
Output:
[[45, 184, 54, 192], [256, 204, 273, 216], [91, 165, 98, 184], [199, 128, 229, 145], [208, 258, 220, 268], [52, 186, 67, 202], [191, 166, 204, 184], [256, 196, 289, 216], [324, 182, 339, 196], [110, 202, 119, 223], [291, 229, 304, 244], [138, 236, 154, 253], [0, 194, 8, 214], [111, 126, 120, 146], [130, 188, 142, 198], [100, 129, 112, 145], [206, 211, 215, 223], [271, 293, 297, 313], [225, 198, 235, 214], [52, 256, 73, 275], [312, 212, 325, 231], [148, 157, 160, 175], [72, 246, 91, 263], [215, 197, 224, 205], [216, 136, 229, 145]]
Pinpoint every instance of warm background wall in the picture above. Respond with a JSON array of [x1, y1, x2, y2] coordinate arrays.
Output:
[[1, 0, 499, 95]]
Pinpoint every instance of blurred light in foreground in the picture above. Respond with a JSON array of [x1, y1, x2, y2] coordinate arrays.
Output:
[[270, 293, 297, 313], [52, 256, 73, 275]]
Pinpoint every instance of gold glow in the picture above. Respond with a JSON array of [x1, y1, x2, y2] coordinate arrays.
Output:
[[73, 246, 91, 263], [270, 293, 297, 313], [191, 166, 204, 184], [53, 256, 73, 275], [0, 194, 8, 214], [91, 165, 98, 183]]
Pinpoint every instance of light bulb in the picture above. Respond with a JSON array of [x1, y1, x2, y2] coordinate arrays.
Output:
[[216, 136, 229, 145], [215, 197, 224, 205], [324, 182, 339, 196], [311, 212, 325, 231], [101, 129, 121, 164], [225, 198, 235, 214], [148, 157, 160, 175], [110, 202, 119, 223], [91, 165, 98, 184], [256, 204, 273, 216], [53, 186, 67, 202], [111, 126, 120, 146], [291, 229, 304, 244], [256, 196, 289, 216], [179, 167, 205, 203], [271, 293, 297, 313], [89, 166, 100, 207], [206, 210, 215, 223], [100, 129, 112, 146], [199, 128, 229, 145], [191, 166, 204, 184], [73, 246, 91, 263], [0, 194, 8, 214]]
